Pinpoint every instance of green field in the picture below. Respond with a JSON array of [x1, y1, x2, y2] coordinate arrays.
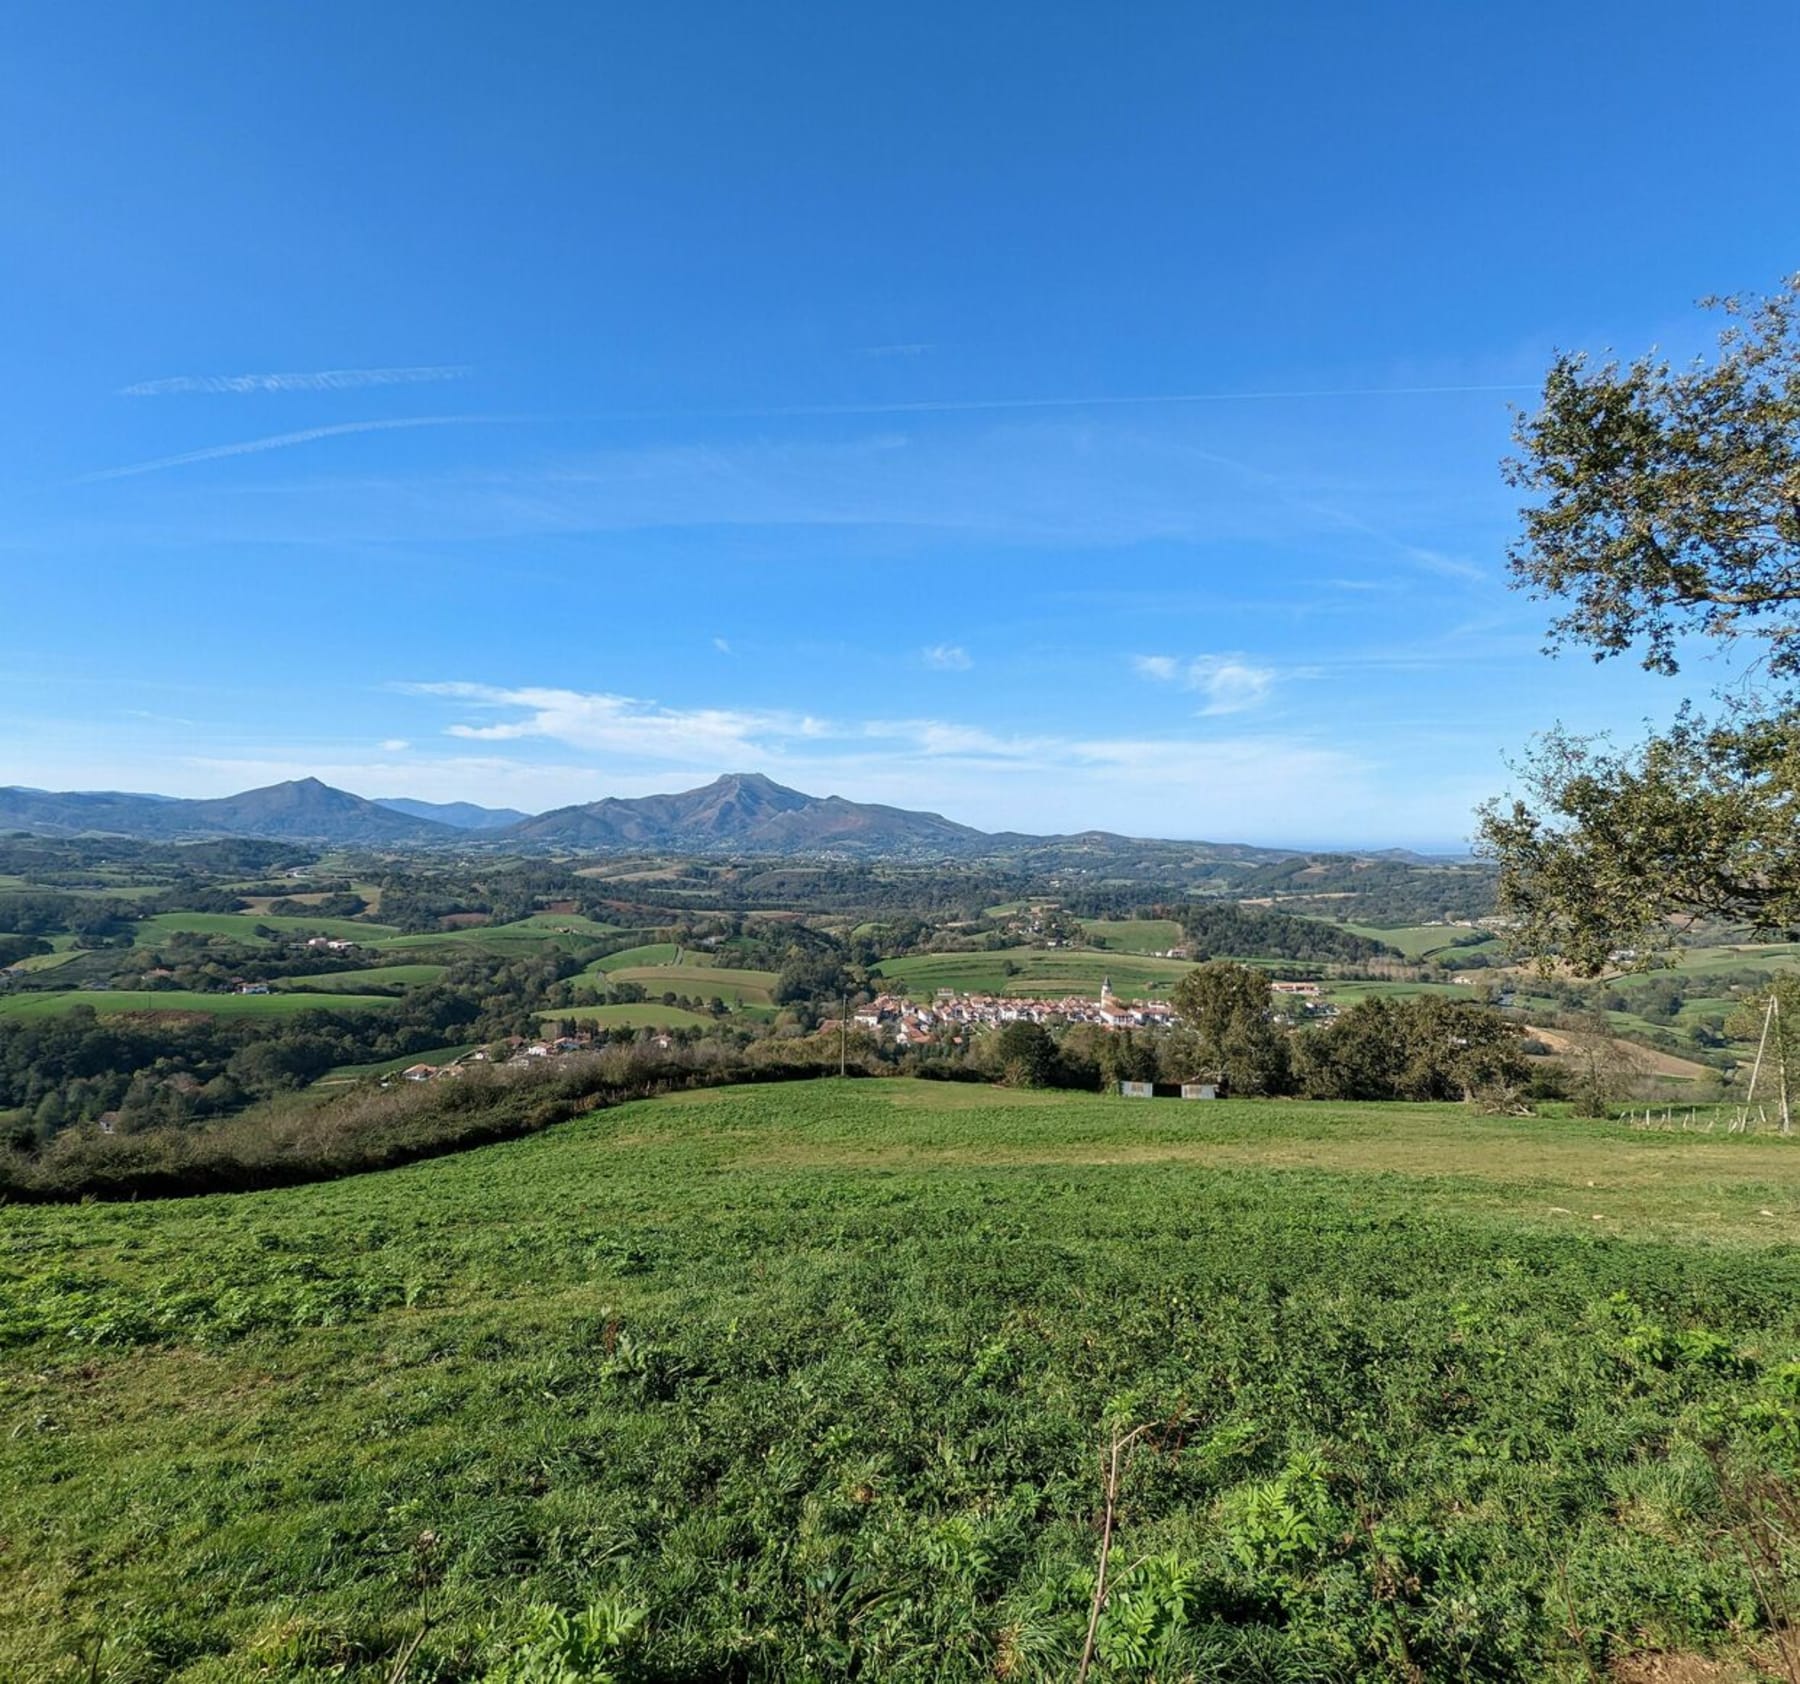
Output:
[[5, 1080, 1800, 1680], [275, 963, 447, 994], [1656, 942, 1800, 978], [875, 946, 1193, 999], [590, 963, 779, 1007], [3, 948, 83, 974], [136, 912, 398, 946], [536, 1002, 722, 1029], [1079, 917, 1185, 954], [1334, 921, 1505, 960], [0, 988, 401, 1020], [587, 942, 681, 972], [492, 913, 627, 939], [1320, 978, 1476, 1004]]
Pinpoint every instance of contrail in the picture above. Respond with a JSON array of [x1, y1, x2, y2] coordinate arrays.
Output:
[[76, 415, 502, 482], [121, 364, 469, 396], [695, 382, 1536, 420]]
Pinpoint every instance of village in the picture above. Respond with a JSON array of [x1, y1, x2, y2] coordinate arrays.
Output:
[[851, 977, 1183, 1048], [394, 978, 1223, 1081]]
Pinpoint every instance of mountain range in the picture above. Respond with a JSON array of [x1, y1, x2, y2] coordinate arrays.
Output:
[[0, 771, 1343, 862]]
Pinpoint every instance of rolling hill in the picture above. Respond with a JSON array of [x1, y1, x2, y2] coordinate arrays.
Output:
[[373, 796, 530, 830], [500, 771, 985, 853], [0, 778, 457, 844]]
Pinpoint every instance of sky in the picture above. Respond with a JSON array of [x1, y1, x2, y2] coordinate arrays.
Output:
[[3, 2, 1798, 849]]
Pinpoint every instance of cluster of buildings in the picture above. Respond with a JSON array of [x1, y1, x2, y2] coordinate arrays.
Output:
[[851, 979, 1179, 1048], [396, 1030, 675, 1083]]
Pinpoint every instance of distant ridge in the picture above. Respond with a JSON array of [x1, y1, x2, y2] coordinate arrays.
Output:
[[0, 771, 1314, 861], [374, 796, 529, 831], [0, 778, 457, 844], [502, 772, 984, 853]]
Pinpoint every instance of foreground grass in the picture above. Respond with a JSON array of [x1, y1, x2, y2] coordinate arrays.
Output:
[[5, 1083, 1800, 1681]]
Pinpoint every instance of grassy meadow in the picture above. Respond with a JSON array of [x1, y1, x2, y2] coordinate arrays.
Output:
[[587, 943, 682, 972], [1078, 917, 1186, 954], [0, 988, 401, 1021], [275, 964, 448, 994], [136, 913, 398, 946], [536, 1003, 726, 1030], [1340, 922, 1505, 961], [6, 1080, 1800, 1681], [582, 964, 778, 1008]]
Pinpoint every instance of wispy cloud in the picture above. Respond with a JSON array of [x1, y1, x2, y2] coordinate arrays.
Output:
[[712, 636, 733, 655], [1403, 546, 1487, 582], [122, 364, 469, 397], [19, 680, 1489, 847], [76, 415, 504, 482], [858, 343, 934, 359], [402, 681, 828, 765], [922, 643, 972, 670], [1133, 653, 1280, 715], [682, 381, 1535, 422]]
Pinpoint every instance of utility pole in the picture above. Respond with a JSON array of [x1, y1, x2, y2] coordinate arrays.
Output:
[[1779, 993, 1793, 1136], [839, 993, 848, 1078]]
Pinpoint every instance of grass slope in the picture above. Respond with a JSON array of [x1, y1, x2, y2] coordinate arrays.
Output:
[[1338, 920, 1504, 960], [588, 942, 681, 972], [6, 1082, 1800, 1680], [1079, 917, 1186, 953], [275, 963, 447, 993], [0, 988, 400, 1020], [590, 964, 778, 1007], [535, 1003, 724, 1030], [136, 912, 398, 946]]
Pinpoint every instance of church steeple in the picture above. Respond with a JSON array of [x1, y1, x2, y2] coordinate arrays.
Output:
[[1100, 976, 1114, 1006]]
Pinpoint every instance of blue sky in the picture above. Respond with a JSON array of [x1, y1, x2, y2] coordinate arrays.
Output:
[[4, 2, 1797, 848]]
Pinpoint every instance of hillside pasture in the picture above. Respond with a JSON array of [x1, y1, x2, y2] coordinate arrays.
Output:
[[1335, 920, 1505, 960], [587, 941, 682, 972], [1318, 978, 1477, 1006], [494, 912, 627, 939], [5, 1081, 1800, 1680], [875, 946, 1193, 999], [0, 987, 400, 1020], [589, 963, 779, 1008], [274, 963, 446, 994], [3, 948, 83, 975], [1524, 1023, 1714, 1083], [1078, 916, 1185, 953], [535, 1002, 723, 1030], [374, 920, 636, 958], [136, 911, 397, 946]]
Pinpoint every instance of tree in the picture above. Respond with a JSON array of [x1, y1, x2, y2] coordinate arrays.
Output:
[[1555, 1012, 1644, 1118], [1292, 996, 1528, 1103], [990, 1021, 1060, 1088], [1480, 276, 1800, 971], [1169, 962, 1291, 1095]]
